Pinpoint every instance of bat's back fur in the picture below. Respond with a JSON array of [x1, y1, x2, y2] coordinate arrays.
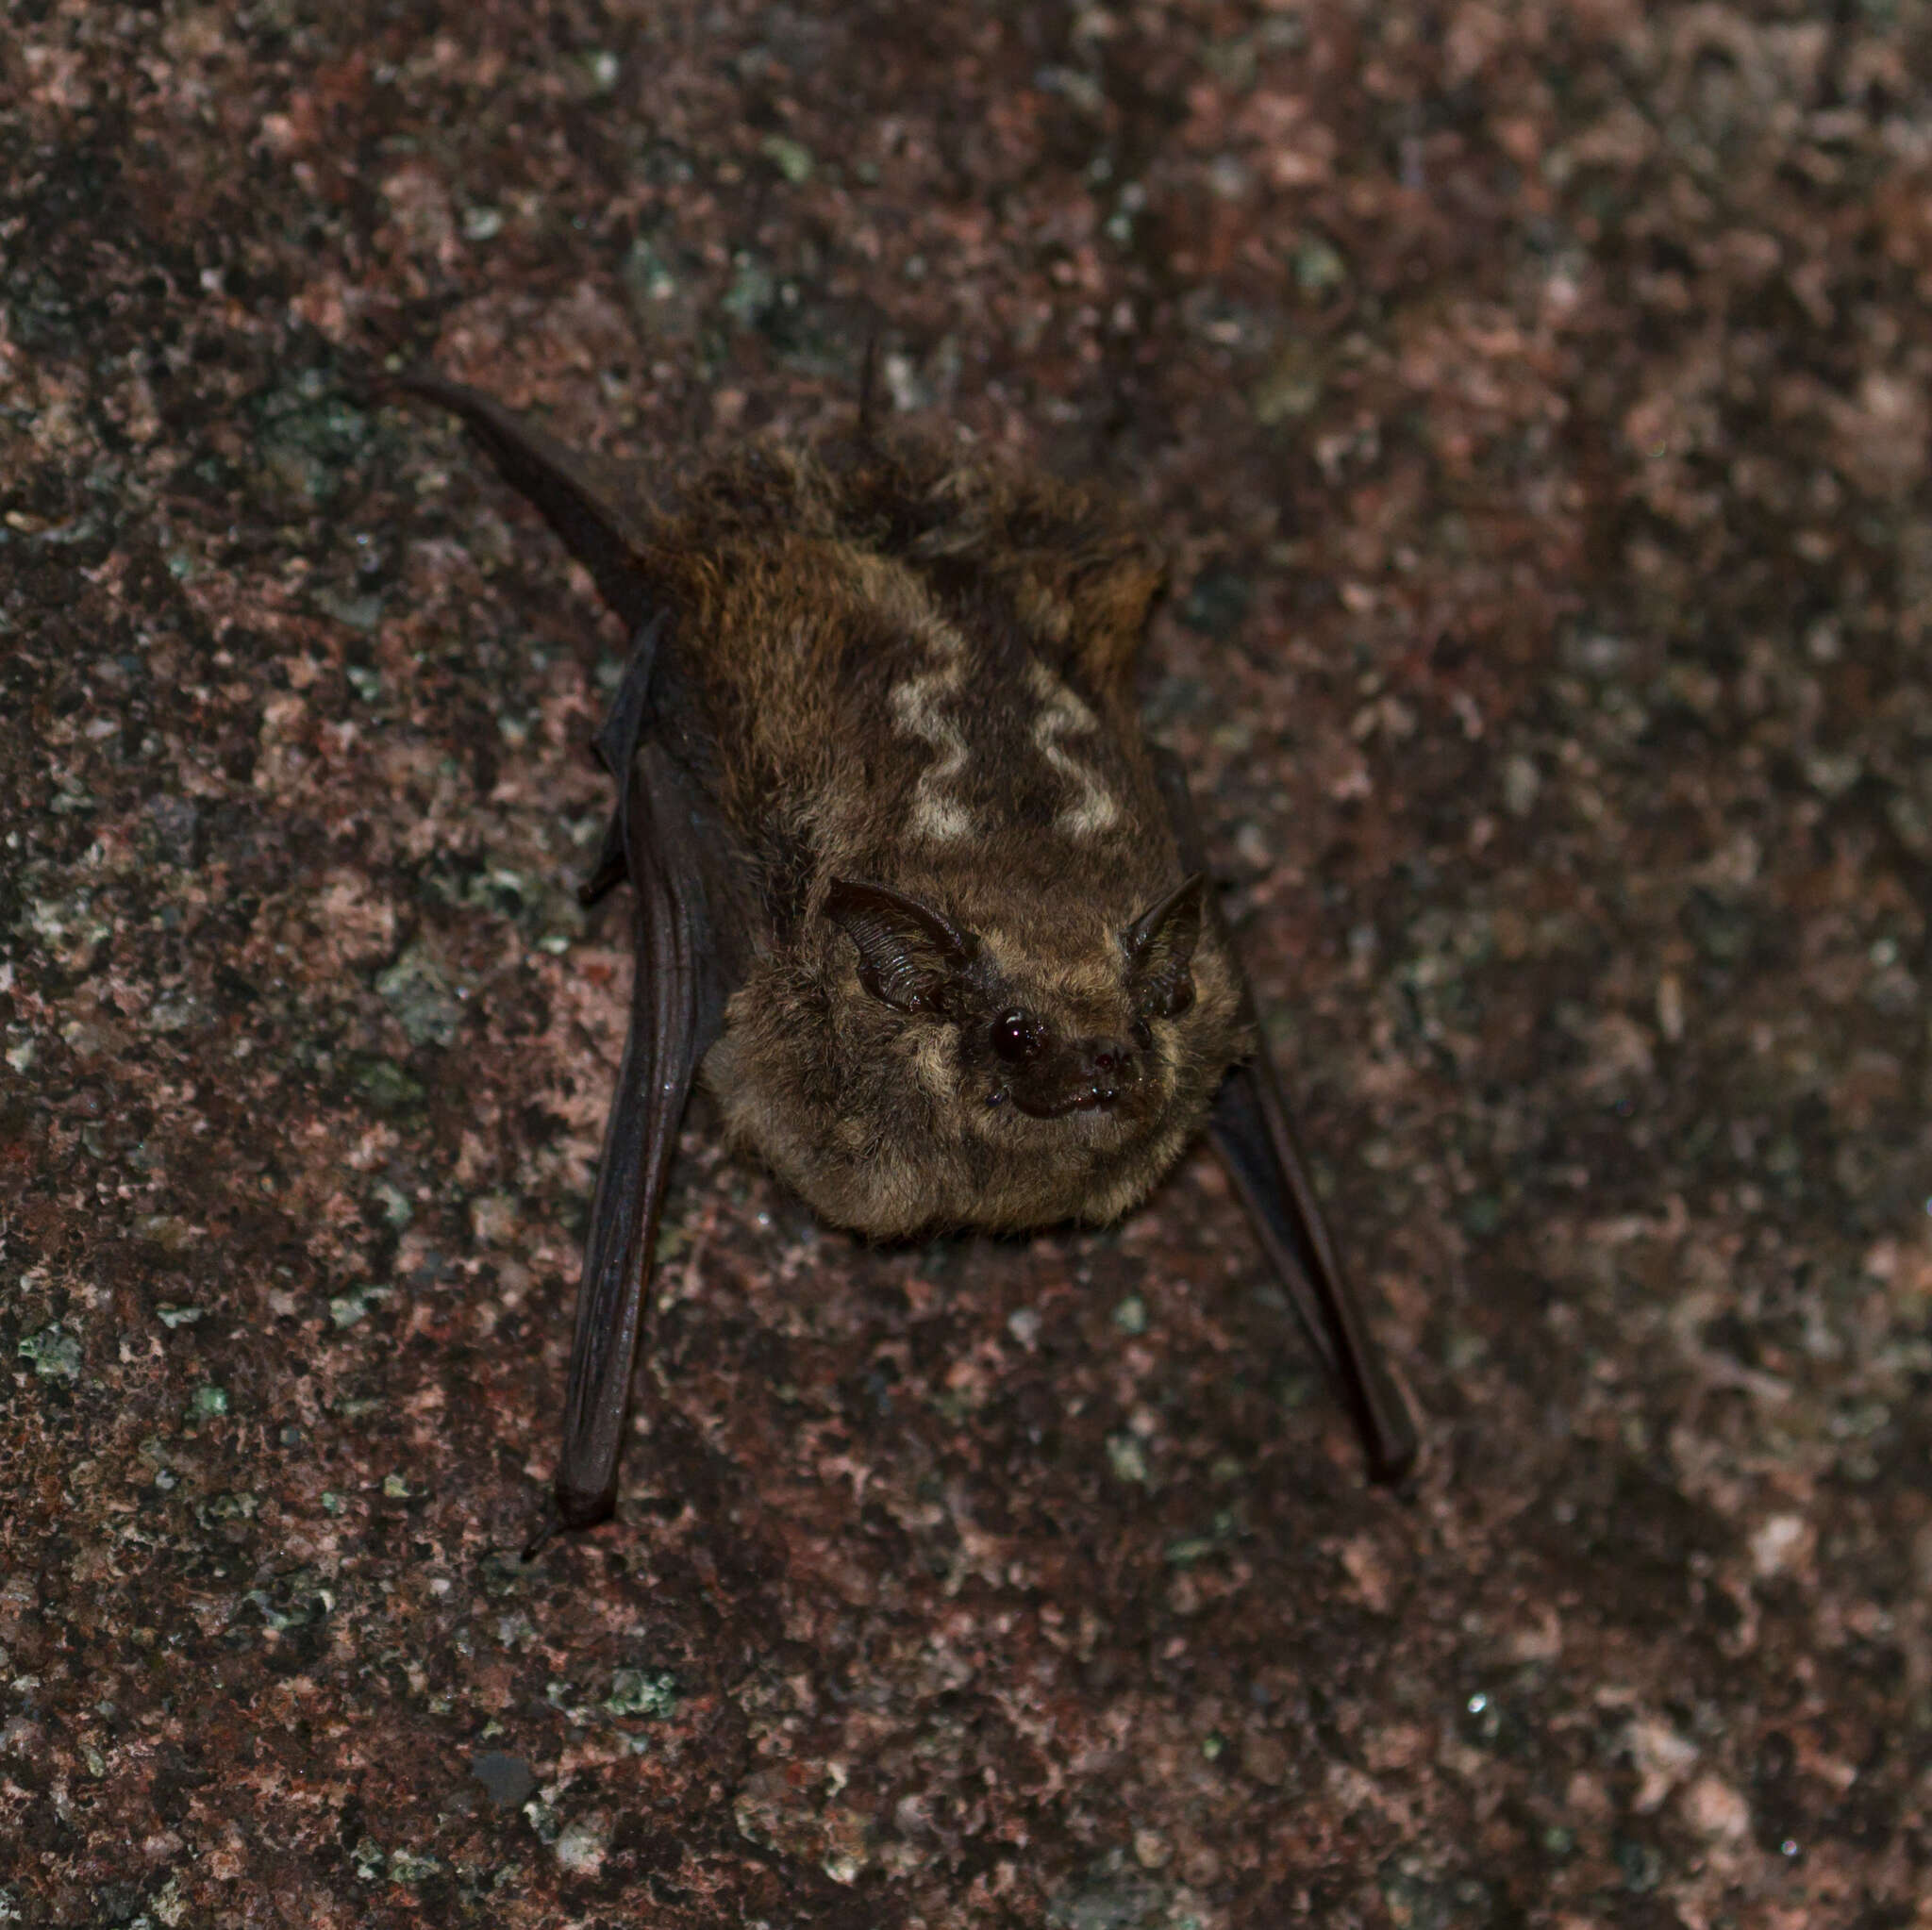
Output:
[[639, 434, 1250, 1238]]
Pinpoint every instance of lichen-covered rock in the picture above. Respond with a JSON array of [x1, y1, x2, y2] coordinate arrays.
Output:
[[5, 1, 1930, 1925]]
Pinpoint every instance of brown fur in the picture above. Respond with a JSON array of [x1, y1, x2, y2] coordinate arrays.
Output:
[[608, 431, 1250, 1238]]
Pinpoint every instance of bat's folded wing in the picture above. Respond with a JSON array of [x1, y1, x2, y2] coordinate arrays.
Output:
[[1150, 747, 1419, 1483], [397, 374, 749, 1535], [554, 617, 740, 1530]]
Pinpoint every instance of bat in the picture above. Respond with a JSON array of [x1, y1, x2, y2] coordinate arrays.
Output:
[[395, 369, 1419, 1539]]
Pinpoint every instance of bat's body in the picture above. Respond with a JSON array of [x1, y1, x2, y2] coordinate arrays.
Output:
[[657, 443, 1245, 1240], [401, 374, 1417, 1533]]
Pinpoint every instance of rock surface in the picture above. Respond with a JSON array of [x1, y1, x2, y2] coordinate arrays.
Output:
[[5, 3, 1931, 1925]]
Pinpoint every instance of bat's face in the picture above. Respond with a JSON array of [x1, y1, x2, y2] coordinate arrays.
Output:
[[706, 866, 1251, 1240]]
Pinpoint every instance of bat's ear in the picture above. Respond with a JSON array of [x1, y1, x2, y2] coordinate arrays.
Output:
[[1122, 873, 1206, 1020], [1076, 550, 1165, 638], [825, 879, 978, 1018]]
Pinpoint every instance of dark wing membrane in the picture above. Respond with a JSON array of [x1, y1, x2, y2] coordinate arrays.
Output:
[[395, 370, 757, 1537], [1149, 746, 1419, 1483], [393, 369, 658, 632], [1207, 1049, 1419, 1483], [555, 617, 736, 1529]]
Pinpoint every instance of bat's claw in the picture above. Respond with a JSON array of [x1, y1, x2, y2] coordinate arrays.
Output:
[[520, 1504, 563, 1563]]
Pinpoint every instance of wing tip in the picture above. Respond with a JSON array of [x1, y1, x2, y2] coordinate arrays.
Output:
[[555, 1476, 619, 1534], [1364, 1403, 1422, 1487]]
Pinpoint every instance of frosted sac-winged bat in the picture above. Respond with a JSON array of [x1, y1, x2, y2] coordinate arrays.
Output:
[[401, 371, 1418, 1534]]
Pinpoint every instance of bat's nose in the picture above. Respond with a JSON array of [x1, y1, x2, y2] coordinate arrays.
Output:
[[1004, 1038, 1145, 1118], [1072, 1038, 1139, 1108]]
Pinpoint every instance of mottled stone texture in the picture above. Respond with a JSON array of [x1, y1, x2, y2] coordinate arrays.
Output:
[[5, 3, 1931, 1925]]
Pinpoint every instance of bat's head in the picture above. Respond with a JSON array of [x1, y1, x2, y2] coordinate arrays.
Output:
[[707, 866, 1252, 1239]]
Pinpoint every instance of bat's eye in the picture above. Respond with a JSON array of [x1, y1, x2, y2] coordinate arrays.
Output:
[[991, 1010, 1048, 1064]]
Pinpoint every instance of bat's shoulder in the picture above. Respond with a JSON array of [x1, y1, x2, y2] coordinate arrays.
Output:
[[827, 434, 1167, 704], [655, 429, 1164, 708]]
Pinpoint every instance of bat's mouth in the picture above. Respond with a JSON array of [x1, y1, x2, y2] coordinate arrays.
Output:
[[1006, 1079, 1125, 1120], [987, 1035, 1143, 1119]]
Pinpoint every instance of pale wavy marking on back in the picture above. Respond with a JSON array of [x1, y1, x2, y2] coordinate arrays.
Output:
[[1025, 657, 1121, 840], [887, 613, 977, 846]]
